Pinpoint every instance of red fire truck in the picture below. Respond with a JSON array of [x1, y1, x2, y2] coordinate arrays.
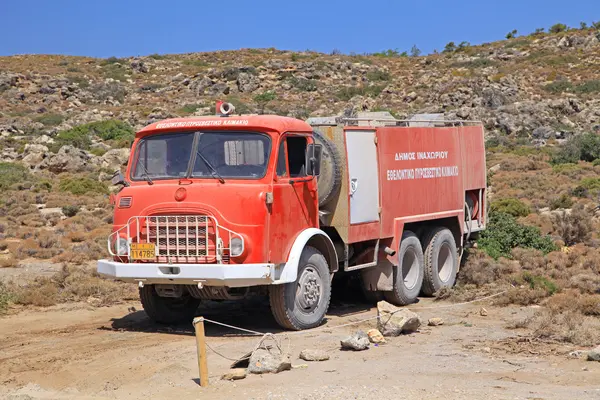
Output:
[[98, 104, 486, 330]]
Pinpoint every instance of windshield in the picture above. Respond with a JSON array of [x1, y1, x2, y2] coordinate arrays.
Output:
[[132, 131, 271, 180]]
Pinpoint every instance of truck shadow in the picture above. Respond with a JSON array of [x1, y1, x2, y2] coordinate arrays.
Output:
[[103, 289, 376, 337]]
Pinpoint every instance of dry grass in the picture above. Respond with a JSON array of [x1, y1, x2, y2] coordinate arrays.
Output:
[[9, 264, 137, 307], [523, 292, 600, 346], [0, 255, 18, 268]]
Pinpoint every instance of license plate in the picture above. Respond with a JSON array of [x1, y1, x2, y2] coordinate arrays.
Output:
[[130, 243, 156, 260]]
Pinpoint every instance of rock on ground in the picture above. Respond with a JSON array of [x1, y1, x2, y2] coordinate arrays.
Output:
[[367, 329, 386, 344], [377, 301, 421, 336], [428, 317, 444, 326], [221, 368, 247, 380], [247, 348, 291, 374], [299, 349, 330, 361], [340, 331, 370, 351], [587, 345, 600, 362]]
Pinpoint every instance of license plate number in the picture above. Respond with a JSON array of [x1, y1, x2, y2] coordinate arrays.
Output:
[[130, 243, 156, 260]]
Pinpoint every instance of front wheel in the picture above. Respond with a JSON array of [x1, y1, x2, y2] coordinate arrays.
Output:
[[139, 285, 201, 324], [269, 246, 332, 330]]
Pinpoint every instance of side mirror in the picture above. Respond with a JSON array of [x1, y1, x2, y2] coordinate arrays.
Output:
[[305, 144, 322, 177], [111, 170, 127, 186]]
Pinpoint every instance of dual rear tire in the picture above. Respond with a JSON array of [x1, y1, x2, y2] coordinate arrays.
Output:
[[383, 227, 459, 306]]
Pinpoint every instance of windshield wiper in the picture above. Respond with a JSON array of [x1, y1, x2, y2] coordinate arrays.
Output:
[[196, 150, 225, 184], [136, 159, 154, 185]]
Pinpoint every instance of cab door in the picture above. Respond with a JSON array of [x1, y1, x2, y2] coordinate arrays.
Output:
[[268, 135, 318, 263]]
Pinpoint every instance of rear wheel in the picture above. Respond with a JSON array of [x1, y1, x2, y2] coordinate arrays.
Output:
[[139, 285, 201, 324], [384, 231, 424, 306], [421, 227, 459, 296], [269, 246, 332, 330]]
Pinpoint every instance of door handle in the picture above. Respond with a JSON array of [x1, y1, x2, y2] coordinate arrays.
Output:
[[350, 178, 358, 196]]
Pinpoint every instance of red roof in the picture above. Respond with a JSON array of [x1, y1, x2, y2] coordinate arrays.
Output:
[[137, 115, 313, 137]]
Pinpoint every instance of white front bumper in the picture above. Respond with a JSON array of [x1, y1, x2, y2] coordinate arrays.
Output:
[[97, 259, 278, 287]]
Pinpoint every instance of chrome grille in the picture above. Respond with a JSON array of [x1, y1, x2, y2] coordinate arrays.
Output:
[[108, 215, 242, 264]]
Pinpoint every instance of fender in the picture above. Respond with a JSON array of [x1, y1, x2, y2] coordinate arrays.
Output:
[[272, 228, 338, 284]]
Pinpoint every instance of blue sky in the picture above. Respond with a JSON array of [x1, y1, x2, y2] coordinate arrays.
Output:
[[2, 0, 599, 58]]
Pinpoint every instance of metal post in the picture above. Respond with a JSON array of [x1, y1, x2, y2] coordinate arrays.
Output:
[[193, 316, 209, 387]]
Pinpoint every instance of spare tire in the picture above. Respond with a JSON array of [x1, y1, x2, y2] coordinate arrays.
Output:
[[313, 129, 342, 207]]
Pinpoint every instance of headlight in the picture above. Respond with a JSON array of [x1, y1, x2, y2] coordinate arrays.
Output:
[[230, 237, 244, 257], [116, 238, 129, 256]]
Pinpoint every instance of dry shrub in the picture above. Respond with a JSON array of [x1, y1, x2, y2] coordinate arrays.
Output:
[[551, 203, 593, 246], [12, 264, 136, 307], [15, 277, 59, 306], [0, 240, 7, 251], [458, 250, 518, 286], [35, 230, 62, 249], [17, 214, 46, 228], [0, 255, 18, 268], [54, 239, 107, 264], [66, 231, 87, 243], [16, 236, 63, 260], [525, 293, 600, 346]]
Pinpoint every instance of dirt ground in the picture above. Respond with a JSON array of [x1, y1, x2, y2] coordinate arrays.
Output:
[[1, 295, 599, 400]]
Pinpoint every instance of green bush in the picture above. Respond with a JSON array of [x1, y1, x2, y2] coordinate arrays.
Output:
[[522, 272, 559, 295], [451, 59, 496, 69], [336, 85, 385, 101], [59, 178, 108, 195], [550, 193, 574, 210], [551, 133, 600, 164], [478, 212, 557, 260], [0, 163, 34, 190], [55, 120, 134, 150], [35, 113, 64, 127], [549, 23, 568, 34], [574, 80, 600, 94], [366, 70, 391, 81], [61, 205, 80, 217], [543, 80, 573, 93], [179, 104, 201, 114], [288, 77, 317, 92], [490, 198, 531, 217]]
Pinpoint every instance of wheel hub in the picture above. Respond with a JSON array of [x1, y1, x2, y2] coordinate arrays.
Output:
[[297, 268, 321, 310]]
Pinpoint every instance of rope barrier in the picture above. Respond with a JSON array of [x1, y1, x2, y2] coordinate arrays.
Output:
[[198, 289, 509, 362]]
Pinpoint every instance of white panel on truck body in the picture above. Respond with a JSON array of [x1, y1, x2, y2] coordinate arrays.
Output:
[[345, 129, 380, 224]]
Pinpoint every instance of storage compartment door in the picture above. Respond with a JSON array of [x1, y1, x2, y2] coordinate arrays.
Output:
[[345, 130, 380, 224]]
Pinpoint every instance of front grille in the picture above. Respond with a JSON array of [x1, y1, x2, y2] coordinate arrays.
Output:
[[143, 216, 223, 263], [108, 214, 241, 264]]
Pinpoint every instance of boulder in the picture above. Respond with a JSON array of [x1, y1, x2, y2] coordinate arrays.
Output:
[[299, 349, 330, 362], [21, 144, 49, 169], [237, 72, 260, 93], [39, 145, 90, 174], [100, 148, 130, 171], [587, 345, 600, 362], [247, 348, 291, 374], [340, 331, 370, 351], [428, 317, 444, 326], [377, 301, 421, 336], [221, 368, 247, 380], [532, 126, 556, 140], [366, 329, 386, 344]]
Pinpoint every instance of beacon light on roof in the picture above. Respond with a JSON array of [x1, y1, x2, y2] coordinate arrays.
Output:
[[216, 100, 235, 116]]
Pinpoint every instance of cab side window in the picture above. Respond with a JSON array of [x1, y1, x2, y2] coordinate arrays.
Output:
[[276, 139, 287, 177], [286, 136, 307, 177]]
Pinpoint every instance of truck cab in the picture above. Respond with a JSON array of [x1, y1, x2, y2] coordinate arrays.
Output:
[[99, 106, 338, 329]]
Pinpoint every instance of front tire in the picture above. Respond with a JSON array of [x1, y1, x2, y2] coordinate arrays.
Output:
[[269, 246, 332, 330], [139, 285, 201, 324], [384, 231, 424, 306]]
